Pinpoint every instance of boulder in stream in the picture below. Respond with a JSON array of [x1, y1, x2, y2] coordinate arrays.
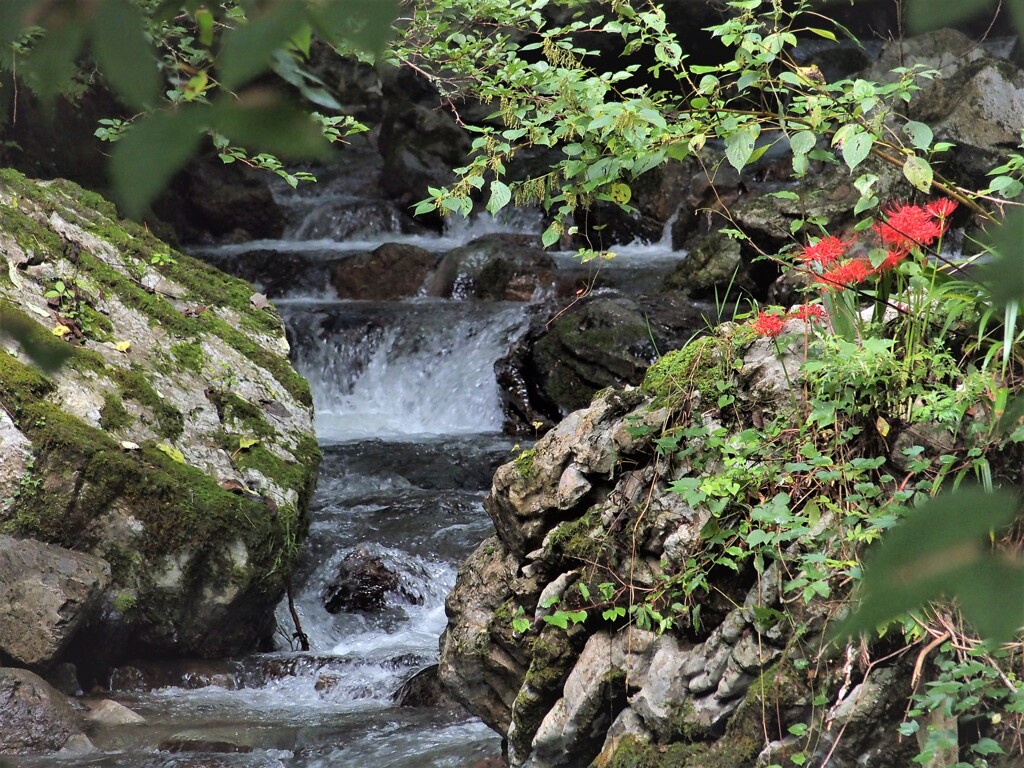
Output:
[[322, 545, 401, 613], [0, 667, 89, 755], [0, 170, 320, 666], [0, 535, 110, 667]]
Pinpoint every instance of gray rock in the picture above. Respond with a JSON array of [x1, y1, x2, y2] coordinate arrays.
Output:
[[82, 698, 146, 725], [0, 668, 85, 754], [0, 411, 31, 516], [0, 536, 110, 667], [0, 173, 319, 660]]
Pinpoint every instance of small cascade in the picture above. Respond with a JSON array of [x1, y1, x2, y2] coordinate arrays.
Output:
[[285, 300, 528, 441]]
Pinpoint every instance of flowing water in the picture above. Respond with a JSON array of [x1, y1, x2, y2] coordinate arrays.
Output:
[[20, 145, 683, 767]]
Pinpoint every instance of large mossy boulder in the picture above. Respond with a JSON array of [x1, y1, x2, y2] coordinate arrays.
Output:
[[440, 323, 926, 768], [0, 170, 319, 665]]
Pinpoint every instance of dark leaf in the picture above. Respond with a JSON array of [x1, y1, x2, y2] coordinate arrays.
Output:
[[978, 209, 1024, 308], [109, 107, 206, 217], [831, 488, 1024, 644], [0, 306, 73, 373], [209, 94, 330, 159], [217, 0, 306, 90], [21, 11, 87, 104], [308, 0, 399, 53], [91, 0, 162, 110], [906, 0, 996, 32]]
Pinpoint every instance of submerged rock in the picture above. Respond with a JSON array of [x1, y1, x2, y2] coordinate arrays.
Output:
[[0, 170, 319, 665]]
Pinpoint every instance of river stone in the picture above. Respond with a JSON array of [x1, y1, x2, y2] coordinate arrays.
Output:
[[322, 545, 401, 613], [0, 536, 110, 667], [83, 698, 147, 725], [427, 234, 556, 301], [0, 667, 87, 754], [330, 243, 438, 300], [0, 171, 319, 661], [527, 630, 656, 767]]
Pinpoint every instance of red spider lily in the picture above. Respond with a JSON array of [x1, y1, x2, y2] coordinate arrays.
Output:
[[873, 203, 942, 250], [752, 311, 785, 338], [925, 198, 958, 220], [799, 235, 853, 268], [876, 247, 911, 272], [816, 259, 873, 290], [789, 304, 828, 322]]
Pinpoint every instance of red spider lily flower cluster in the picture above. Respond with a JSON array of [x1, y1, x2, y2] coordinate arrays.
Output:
[[752, 311, 785, 338], [796, 198, 958, 289], [751, 304, 828, 337], [790, 303, 828, 322]]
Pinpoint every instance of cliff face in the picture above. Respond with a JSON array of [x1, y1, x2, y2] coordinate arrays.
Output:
[[440, 321, 929, 768], [0, 170, 319, 666]]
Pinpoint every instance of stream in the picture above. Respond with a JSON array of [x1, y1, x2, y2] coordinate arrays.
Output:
[[17, 145, 682, 767]]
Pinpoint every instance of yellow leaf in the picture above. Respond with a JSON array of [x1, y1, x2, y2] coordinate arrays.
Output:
[[238, 436, 260, 450], [876, 415, 890, 437], [610, 183, 631, 205], [52, 324, 70, 337], [156, 443, 186, 463], [115, 340, 131, 353]]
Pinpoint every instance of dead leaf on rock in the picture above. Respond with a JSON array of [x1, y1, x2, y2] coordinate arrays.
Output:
[[250, 292, 270, 310]]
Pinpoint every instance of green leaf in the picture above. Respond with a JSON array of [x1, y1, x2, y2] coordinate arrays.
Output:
[[217, 1, 306, 90], [486, 180, 511, 215], [109, 107, 205, 218], [541, 222, 561, 249], [790, 130, 816, 156], [902, 155, 933, 192], [543, 611, 569, 630], [806, 27, 837, 41], [91, 0, 162, 110], [157, 443, 186, 463], [902, 120, 933, 151], [196, 7, 216, 47], [841, 130, 873, 171], [238, 436, 260, 450], [725, 123, 761, 171], [609, 182, 631, 205], [308, 0, 399, 54], [831, 488, 1024, 644]]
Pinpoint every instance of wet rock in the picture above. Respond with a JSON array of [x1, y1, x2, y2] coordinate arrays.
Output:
[[378, 77, 471, 210], [154, 152, 284, 244], [664, 228, 743, 297], [439, 537, 526, 734], [496, 294, 701, 432], [0, 411, 31, 517], [331, 243, 438, 300], [0, 536, 110, 667], [322, 546, 401, 613], [106, 659, 245, 692], [0, 668, 86, 754], [427, 234, 556, 301], [160, 737, 254, 754], [82, 698, 146, 726], [43, 662, 83, 697], [395, 664, 464, 709]]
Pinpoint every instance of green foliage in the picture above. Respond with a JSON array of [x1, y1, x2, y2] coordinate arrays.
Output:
[[0, 0, 398, 215]]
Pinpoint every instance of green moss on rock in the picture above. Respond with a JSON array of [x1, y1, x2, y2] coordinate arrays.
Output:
[[99, 391, 131, 432]]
